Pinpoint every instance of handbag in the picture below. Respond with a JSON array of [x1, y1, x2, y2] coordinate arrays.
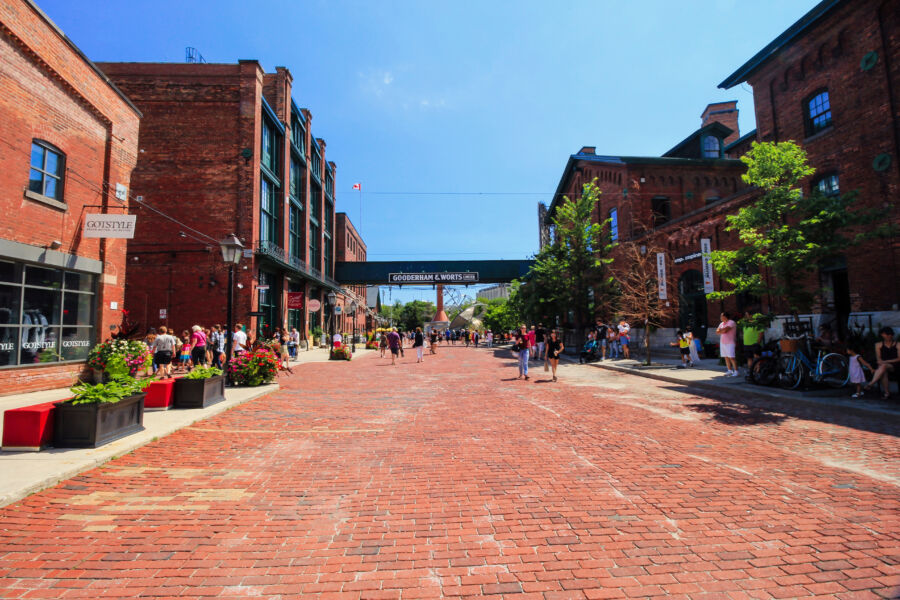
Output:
[[544, 359, 549, 372]]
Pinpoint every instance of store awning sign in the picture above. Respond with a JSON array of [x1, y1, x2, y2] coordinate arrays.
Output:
[[84, 214, 137, 238], [388, 272, 478, 284]]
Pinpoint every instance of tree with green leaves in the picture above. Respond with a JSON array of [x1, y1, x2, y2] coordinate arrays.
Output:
[[481, 297, 521, 333], [522, 179, 617, 329], [709, 141, 888, 327], [398, 300, 436, 332]]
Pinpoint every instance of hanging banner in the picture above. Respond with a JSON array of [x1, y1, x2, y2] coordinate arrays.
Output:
[[287, 291, 304, 309], [700, 238, 714, 294], [83, 214, 137, 238], [656, 253, 668, 300], [307, 299, 321, 312]]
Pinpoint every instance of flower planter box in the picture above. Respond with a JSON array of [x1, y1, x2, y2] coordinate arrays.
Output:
[[174, 375, 226, 409], [53, 393, 145, 448]]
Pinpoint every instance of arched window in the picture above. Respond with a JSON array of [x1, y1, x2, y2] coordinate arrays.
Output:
[[702, 136, 721, 158], [804, 89, 832, 136], [609, 208, 618, 241], [29, 140, 65, 201], [651, 196, 670, 227]]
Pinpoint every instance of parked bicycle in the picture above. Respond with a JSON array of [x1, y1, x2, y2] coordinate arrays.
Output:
[[747, 339, 781, 386], [776, 337, 849, 390]]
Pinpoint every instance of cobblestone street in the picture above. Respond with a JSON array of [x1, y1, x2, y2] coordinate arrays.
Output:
[[1, 347, 898, 599]]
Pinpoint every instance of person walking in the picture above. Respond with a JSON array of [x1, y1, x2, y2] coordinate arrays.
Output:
[[209, 325, 223, 369], [617, 319, 631, 359], [414, 327, 425, 363], [289, 327, 300, 358], [716, 312, 739, 376], [151, 326, 178, 379], [387, 327, 401, 365], [515, 325, 532, 380], [429, 329, 438, 354], [189, 325, 207, 368], [534, 324, 546, 364], [178, 331, 192, 371], [232, 323, 248, 357], [144, 328, 158, 375], [544, 329, 564, 382], [486, 331, 493, 348], [379, 331, 388, 358]]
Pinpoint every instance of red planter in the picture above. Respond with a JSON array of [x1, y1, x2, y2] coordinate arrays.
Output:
[[144, 379, 176, 410]]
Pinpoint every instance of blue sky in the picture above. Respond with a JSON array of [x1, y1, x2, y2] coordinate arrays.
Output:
[[38, 0, 816, 304]]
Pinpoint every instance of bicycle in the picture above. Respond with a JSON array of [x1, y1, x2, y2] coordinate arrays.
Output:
[[776, 337, 849, 390], [747, 339, 781, 386]]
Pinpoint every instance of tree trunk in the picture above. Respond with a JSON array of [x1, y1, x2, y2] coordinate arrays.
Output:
[[644, 317, 652, 365]]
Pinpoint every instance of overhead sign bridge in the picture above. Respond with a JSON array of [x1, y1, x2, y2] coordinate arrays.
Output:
[[335, 260, 534, 285]]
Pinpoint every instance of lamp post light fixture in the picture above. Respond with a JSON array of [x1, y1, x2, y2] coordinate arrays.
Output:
[[349, 301, 358, 352], [219, 234, 243, 384]]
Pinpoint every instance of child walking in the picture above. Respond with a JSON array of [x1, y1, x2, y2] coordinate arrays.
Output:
[[848, 346, 873, 398], [179, 333, 192, 371], [672, 330, 694, 368]]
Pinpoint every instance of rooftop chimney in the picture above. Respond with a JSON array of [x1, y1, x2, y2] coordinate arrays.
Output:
[[701, 101, 739, 145], [578, 146, 596, 155]]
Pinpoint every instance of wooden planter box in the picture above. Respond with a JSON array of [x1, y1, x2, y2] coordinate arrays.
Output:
[[53, 393, 145, 448], [174, 375, 226, 409]]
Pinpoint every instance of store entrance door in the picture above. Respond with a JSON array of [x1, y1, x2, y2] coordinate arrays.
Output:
[[678, 269, 708, 342]]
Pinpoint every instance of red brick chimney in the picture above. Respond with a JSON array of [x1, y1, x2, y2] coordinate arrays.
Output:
[[701, 101, 739, 145]]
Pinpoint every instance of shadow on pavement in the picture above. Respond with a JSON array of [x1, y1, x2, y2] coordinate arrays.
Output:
[[660, 384, 900, 436]]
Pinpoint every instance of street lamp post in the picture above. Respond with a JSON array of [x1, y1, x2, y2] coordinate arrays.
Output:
[[219, 234, 243, 384], [327, 291, 337, 346], [349, 301, 357, 353]]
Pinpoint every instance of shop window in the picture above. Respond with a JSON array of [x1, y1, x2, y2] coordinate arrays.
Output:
[[0, 260, 95, 368], [29, 140, 65, 201], [804, 89, 833, 136]]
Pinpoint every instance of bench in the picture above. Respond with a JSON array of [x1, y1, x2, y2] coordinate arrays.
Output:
[[2, 401, 58, 451], [144, 378, 177, 411]]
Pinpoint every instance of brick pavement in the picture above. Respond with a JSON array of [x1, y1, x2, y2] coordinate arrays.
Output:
[[0, 346, 898, 599]]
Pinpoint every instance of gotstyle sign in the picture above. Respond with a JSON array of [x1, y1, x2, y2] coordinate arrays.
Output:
[[388, 272, 479, 284], [84, 214, 137, 239]]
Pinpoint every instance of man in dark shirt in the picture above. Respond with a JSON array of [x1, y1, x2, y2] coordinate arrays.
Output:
[[594, 319, 609, 360], [534, 324, 547, 363]]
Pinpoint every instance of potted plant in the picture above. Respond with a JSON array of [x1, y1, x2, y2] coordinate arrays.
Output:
[[87, 339, 152, 383], [54, 356, 152, 448], [311, 326, 324, 348], [174, 366, 225, 409], [228, 348, 278, 386], [329, 345, 352, 361]]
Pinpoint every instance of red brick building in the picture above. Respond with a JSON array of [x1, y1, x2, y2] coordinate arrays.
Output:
[[0, 0, 141, 393], [334, 212, 368, 340], [548, 0, 899, 343], [548, 102, 750, 341], [96, 61, 343, 343], [719, 0, 900, 336]]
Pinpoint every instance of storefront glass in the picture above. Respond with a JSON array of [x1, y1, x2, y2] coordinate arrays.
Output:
[[0, 260, 95, 368]]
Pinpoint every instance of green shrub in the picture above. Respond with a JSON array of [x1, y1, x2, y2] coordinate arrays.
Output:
[[183, 366, 223, 380]]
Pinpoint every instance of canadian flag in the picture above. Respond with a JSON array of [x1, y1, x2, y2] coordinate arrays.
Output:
[[352, 183, 361, 190]]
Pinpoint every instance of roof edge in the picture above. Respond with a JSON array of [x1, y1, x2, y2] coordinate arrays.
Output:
[[718, 0, 846, 89]]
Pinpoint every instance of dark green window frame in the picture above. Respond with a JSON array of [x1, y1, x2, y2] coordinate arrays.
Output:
[[804, 89, 833, 137]]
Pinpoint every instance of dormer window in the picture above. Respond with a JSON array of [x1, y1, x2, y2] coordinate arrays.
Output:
[[702, 136, 721, 158]]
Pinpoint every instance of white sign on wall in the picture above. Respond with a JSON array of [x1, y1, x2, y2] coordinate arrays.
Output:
[[656, 253, 668, 300], [700, 238, 715, 294], [84, 214, 137, 238], [115, 183, 128, 201]]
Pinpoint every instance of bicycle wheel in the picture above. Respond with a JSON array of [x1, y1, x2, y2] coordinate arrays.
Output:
[[750, 356, 778, 386], [820, 352, 850, 388], [777, 354, 805, 389]]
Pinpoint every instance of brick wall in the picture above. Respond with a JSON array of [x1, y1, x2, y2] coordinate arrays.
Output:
[[0, 0, 139, 393], [746, 0, 900, 312]]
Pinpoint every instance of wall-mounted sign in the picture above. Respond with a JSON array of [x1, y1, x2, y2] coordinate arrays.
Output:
[[672, 251, 702, 265], [287, 292, 304, 309], [257, 285, 269, 291], [84, 214, 137, 238], [656, 253, 668, 300], [388, 272, 478, 284], [308, 299, 321, 312], [700, 238, 715, 294], [115, 183, 128, 201], [334, 305, 342, 315], [159, 308, 167, 319]]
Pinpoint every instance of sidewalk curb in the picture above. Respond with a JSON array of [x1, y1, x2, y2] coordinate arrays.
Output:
[[564, 356, 900, 425], [0, 384, 278, 509]]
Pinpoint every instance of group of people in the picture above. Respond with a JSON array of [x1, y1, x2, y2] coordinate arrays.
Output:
[[144, 323, 301, 377], [512, 324, 564, 382], [580, 319, 632, 362]]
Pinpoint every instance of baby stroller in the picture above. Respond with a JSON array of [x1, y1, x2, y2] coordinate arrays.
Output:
[[579, 339, 601, 363]]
